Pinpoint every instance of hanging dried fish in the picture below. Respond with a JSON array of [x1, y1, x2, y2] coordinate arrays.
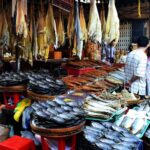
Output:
[[73, 2, 83, 60], [37, 10, 47, 57], [12, 0, 17, 17], [67, 7, 74, 47], [57, 12, 65, 48], [105, 0, 120, 44], [88, 0, 102, 44], [1, 10, 10, 47], [100, 3, 106, 39], [16, 0, 28, 38], [45, 3, 56, 45], [79, 5, 87, 42], [0, 11, 4, 38]]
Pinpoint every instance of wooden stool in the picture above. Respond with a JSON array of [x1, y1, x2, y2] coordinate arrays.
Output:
[[41, 135, 76, 150], [0, 135, 36, 150]]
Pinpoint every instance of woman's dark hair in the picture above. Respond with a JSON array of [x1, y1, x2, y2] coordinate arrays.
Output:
[[147, 47, 150, 57], [137, 36, 149, 47]]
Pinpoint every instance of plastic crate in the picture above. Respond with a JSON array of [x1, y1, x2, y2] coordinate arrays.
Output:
[[65, 67, 96, 76]]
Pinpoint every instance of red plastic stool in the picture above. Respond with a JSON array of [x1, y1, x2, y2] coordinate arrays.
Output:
[[3, 93, 21, 109], [41, 135, 77, 150], [0, 135, 36, 150]]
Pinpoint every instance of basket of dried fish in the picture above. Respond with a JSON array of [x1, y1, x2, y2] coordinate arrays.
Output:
[[0, 72, 29, 88], [84, 94, 127, 122], [82, 121, 143, 150], [31, 120, 85, 138], [31, 96, 86, 136], [115, 108, 150, 138], [118, 89, 141, 105], [26, 72, 67, 96]]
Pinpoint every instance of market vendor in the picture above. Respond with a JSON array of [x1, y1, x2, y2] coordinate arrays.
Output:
[[102, 39, 116, 64], [125, 36, 149, 99]]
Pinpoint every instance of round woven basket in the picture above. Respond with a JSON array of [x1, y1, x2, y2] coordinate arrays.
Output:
[[27, 90, 55, 101], [31, 120, 85, 138]]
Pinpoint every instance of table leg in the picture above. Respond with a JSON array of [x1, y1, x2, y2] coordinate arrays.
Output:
[[41, 137, 49, 150], [71, 135, 76, 150], [58, 138, 65, 150]]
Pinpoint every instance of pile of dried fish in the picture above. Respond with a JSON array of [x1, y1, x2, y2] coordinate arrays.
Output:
[[137, 100, 150, 117], [109, 70, 125, 82], [116, 109, 149, 138], [0, 72, 28, 86], [106, 76, 123, 85], [26, 72, 67, 95], [84, 94, 122, 120], [84, 121, 141, 150], [31, 96, 85, 128], [66, 60, 103, 69]]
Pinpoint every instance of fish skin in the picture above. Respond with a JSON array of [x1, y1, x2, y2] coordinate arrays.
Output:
[[45, 3, 56, 45], [85, 109, 110, 119], [54, 98, 66, 105], [85, 134, 97, 143], [57, 12, 65, 48], [73, 1, 83, 60], [95, 142, 112, 150], [67, 7, 74, 47], [105, 0, 120, 44], [102, 122, 113, 128], [16, 0, 28, 38], [131, 118, 145, 134], [85, 126, 103, 133], [99, 3, 106, 39], [88, 0, 102, 44], [84, 103, 115, 114], [53, 116, 65, 123], [121, 116, 135, 129], [112, 144, 130, 150], [120, 137, 139, 143], [104, 133, 121, 143], [91, 122, 105, 130], [79, 4, 87, 43], [100, 138, 115, 145], [112, 124, 127, 133]]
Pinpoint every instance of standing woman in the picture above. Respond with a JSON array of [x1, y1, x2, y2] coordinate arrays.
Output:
[[102, 39, 116, 65], [146, 47, 150, 96]]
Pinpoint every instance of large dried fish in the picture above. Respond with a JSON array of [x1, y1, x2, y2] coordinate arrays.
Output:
[[88, 0, 102, 44], [12, 0, 17, 17], [16, 0, 28, 38], [45, 3, 56, 45], [37, 10, 47, 56], [73, 2, 83, 60], [67, 7, 74, 47], [1, 10, 10, 46], [105, 0, 120, 44], [57, 12, 65, 48], [99, 3, 106, 39], [80, 5, 87, 43]]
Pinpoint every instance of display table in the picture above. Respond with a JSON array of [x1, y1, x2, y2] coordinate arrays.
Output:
[[0, 85, 27, 109], [31, 120, 85, 150]]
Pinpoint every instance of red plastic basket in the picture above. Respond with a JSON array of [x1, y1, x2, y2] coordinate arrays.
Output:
[[65, 67, 95, 76]]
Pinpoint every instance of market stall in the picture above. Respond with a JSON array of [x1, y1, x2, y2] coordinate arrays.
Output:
[[0, 0, 150, 150]]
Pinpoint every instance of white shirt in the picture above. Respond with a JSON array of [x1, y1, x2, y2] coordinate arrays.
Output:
[[125, 49, 147, 95], [146, 58, 150, 95]]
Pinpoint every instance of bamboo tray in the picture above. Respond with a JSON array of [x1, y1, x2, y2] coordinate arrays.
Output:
[[0, 85, 27, 92], [31, 120, 85, 138], [27, 90, 55, 101]]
